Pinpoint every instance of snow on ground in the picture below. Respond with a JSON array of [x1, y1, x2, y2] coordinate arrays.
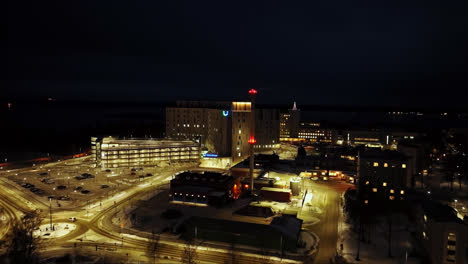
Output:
[[277, 143, 298, 160], [34, 223, 76, 239], [297, 230, 318, 255], [338, 213, 420, 264]]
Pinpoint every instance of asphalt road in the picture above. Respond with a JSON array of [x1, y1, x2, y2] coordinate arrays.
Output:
[[303, 180, 352, 264], [2, 158, 343, 263]]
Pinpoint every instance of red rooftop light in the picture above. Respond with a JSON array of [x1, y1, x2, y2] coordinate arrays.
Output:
[[248, 136, 256, 145], [248, 89, 258, 95]]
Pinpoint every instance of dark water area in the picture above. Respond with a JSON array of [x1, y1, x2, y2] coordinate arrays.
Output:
[[0, 100, 167, 161], [1, 100, 467, 162]]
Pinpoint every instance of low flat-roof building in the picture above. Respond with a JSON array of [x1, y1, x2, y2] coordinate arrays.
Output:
[[91, 136, 200, 169], [169, 171, 241, 206], [182, 215, 303, 252]]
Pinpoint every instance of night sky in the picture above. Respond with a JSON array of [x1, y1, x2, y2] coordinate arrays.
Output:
[[6, 1, 468, 106]]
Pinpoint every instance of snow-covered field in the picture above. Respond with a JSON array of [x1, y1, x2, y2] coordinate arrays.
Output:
[[34, 223, 76, 239], [338, 213, 421, 264]]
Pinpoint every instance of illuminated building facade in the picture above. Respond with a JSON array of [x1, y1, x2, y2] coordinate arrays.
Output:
[[280, 102, 300, 140], [169, 171, 241, 206], [297, 122, 335, 143], [166, 100, 279, 164], [91, 136, 200, 169], [346, 130, 384, 147], [280, 113, 291, 138], [357, 150, 411, 197], [254, 108, 280, 151], [415, 201, 468, 264], [166, 104, 232, 157]]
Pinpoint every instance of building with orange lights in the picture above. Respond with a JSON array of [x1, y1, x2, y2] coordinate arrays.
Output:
[[169, 171, 241, 206], [91, 136, 200, 169], [280, 102, 300, 139], [357, 149, 411, 199], [166, 100, 279, 164]]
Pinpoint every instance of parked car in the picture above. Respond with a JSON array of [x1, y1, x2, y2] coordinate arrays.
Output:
[[68, 217, 77, 222], [74, 186, 83, 191], [22, 183, 34, 188], [39, 172, 48, 176], [57, 185, 67, 190], [101, 185, 109, 189], [81, 190, 90, 194], [75, 175, 85, 180], [44, 179, 55, 184], [146, 173, 152, 177], [58, 196, 71, 201]]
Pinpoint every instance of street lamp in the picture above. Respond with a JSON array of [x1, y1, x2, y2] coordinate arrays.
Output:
[[49, 198, 53, 231]]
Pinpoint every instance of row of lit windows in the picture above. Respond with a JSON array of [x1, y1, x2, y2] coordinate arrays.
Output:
[[254, 144, 280, 148], [299, 133, 326, 136], [102, 152, 198, 158], [372, 162, 406, 168], [102, 156, 197, 163], [102, 150, 198, 156], [354, 137, 379, 142], [102, 153, 198, 159], [365, 182, 405, 194], [101, 148, 198, 154]]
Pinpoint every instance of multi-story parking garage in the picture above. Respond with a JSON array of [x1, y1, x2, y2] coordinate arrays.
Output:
[[91, 136, 201, 169]]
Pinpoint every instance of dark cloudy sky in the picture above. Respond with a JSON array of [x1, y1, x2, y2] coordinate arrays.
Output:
[[5, 1, 468, 106]]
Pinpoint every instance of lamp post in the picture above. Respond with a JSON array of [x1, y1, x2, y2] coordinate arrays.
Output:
[[248, 88, 257, 195], [49, 198, 53, 231]]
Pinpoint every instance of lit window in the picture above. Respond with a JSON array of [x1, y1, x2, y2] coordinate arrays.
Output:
[[389, 196, 395, 200], [384, 163, 388, 167], [390, 189, 394, 193], [373, 162, 379, 167], [238, 153, 241, 157], [400, 190, 405, 195], [383, 182, 387, 187], [422, 232, 426, 238], [424, 215, 427, 222], [372, 188, 377, 192], [364, 200, 368, 204], [402, 164, 406, 168], [365, 181, 369, 185]]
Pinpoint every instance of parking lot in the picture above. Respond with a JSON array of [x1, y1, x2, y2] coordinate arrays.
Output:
[[1, 156, 198, 209]]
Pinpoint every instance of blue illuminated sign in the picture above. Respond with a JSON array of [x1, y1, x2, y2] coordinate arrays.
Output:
[[222, 110, 229, 117], [203, 153, 218, 158]]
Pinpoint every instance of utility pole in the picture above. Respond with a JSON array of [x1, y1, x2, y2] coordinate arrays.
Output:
[[49, 198, 53, 231], [248, 89, 257, 195]]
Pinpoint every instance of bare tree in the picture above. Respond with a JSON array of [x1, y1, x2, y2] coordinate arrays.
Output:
[[147, 230, 160, 264], [181, 238, 198, 264], [7, 212, 42, 264]]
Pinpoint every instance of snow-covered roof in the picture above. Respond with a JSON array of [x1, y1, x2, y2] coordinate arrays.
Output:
[[269, 215, 303, 240]]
